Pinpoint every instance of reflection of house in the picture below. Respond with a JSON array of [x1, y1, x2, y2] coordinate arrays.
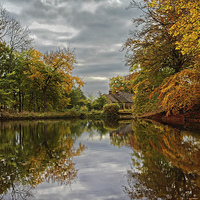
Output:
[[110, 123, 133, 137], [104, 90, 134, 109]]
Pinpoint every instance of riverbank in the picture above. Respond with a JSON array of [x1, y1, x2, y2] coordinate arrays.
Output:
[[0, 109, 134, 121], [0, 110, 97, 121], [138, 108, 200, 130], [1, 109, 200, 131]]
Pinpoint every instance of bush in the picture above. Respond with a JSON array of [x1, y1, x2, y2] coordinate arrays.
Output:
[[103, 104, 120, 117], [80, 106, 88, 112], [68, 109, 79, 118]]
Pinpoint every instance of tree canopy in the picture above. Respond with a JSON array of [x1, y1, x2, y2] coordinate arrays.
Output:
[[109, 0, 200, 115], [0, 4, 84, 112]]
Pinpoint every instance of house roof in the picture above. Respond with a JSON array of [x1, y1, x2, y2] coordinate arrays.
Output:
[[104, 94, 118, 103], [105, 91, 134, 103]]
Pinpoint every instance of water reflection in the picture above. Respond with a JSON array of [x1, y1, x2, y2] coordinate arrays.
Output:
[[110, 119, 200, 199], [0, 119, 199, 200], [0, 120, 86, 199]]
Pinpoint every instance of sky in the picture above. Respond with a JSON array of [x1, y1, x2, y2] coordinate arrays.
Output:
[[1, 0, 140, 97]]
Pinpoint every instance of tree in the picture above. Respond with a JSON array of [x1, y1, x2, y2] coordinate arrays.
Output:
[[6, 17, 33, 73], [122, 0, 199, 115], [109, 75, 132, 93], [25, 48, 84, 112], [92, 92, 108, 110], [151, 68, 200, 115], [0, 42, 11, 107], [154, 0, 200, 56], [66, 87, 86, 109], [0, 4, 9, 41], [0, 4, 33, 111], [147, 0, 200, 114], [0, 4, 33, 73]]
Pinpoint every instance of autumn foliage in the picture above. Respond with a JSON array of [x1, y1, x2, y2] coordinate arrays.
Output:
[[0, 4, 84, 112], [109, 0, 200, 116]]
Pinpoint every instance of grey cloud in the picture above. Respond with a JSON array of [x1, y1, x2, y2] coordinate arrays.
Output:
[[82, 80, 109, 96], [1, 0, 138, 96]]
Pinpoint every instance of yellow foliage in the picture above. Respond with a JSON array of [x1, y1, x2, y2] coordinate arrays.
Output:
[[151, 0, 200, 56], [152, 69, 200, 115]]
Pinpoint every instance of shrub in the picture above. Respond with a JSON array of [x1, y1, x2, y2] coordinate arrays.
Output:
[[69, 109, 79, 118], [103, 104, 120, 117], [80, 106, 88, 112]]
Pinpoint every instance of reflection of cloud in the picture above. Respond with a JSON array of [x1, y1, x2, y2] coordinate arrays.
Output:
[[35, 131, 132, 200]]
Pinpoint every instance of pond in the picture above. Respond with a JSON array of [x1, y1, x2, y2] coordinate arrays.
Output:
[[0, 119, 200, 200]]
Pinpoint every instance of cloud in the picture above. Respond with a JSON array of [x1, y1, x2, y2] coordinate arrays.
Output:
[[0, 0, 140, 96]]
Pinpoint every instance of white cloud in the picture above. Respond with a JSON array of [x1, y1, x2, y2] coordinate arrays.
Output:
[[91, 76, 108, 81], [81, 2, 102, 14], [30, 21, 79, 35], [108, 0, 123, 6]]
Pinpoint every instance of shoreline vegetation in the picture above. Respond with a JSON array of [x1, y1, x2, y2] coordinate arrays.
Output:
[[0, 2, 199, 124], [1, 108, 200, 129], [0, 110, 100, 121], [0, 109, 133, 121]]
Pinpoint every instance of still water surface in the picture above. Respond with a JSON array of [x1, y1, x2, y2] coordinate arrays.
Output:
[[0, 119, 200, 199]]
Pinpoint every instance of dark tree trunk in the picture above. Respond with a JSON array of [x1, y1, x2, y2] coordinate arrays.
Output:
[[43, 87, 47, 112], [19, 90, 22, 112]]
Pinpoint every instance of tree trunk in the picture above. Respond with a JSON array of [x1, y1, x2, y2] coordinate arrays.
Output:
[[8, 52, 13, 73], [19, 90, 21, 112], [43, 87, 47, 112]]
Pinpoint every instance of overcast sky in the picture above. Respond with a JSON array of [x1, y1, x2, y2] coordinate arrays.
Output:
[[1, 0, 140, 97]]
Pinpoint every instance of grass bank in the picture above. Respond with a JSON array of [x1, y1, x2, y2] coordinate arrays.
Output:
[[0, 110, 104, 121], [0, 109, 133, 121]]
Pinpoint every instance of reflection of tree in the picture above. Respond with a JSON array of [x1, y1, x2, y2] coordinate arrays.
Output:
[[110, 123, 139, 150], [85, 121, 109, 139], [124, 151, 200, 199], [103, 119, 120, 130], [0, 183, 35, 200], [0, 120, 86, 198], [110, 119, 200, 199]]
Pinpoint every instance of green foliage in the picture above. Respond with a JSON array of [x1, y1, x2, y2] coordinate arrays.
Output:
[[103, 103, 120, 117], [92, 92, 108, 110], [109, 75, 133, 93], [80, 106, 88, 112], [66, 87, 86, 109], [68, 109, 79, 118], [0, 5, 84, 113]]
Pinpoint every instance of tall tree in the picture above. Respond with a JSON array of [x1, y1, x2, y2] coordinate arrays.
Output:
[[6, 18, 33, 73], [0, 4, 33, 72], [148, 0, 200, 114], [122, 0, 198, 115], [66, 87, 86, 109], [155, 0, 200, 56], [0, 4, 9, 41], [25, 48, 84, 112], [0, 42, 11, 108]]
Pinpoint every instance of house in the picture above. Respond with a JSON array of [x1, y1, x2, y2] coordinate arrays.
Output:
[[104, 90, 134, 109]]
